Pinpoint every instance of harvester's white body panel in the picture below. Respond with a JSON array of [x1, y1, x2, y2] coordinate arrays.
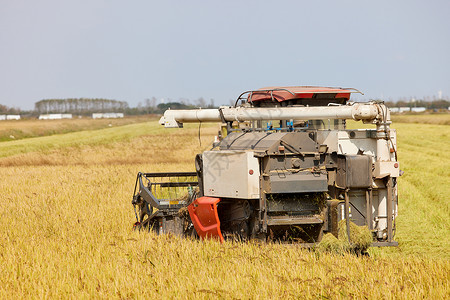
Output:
[[317, 129, 398, 237], [202, 150, 260, 199]]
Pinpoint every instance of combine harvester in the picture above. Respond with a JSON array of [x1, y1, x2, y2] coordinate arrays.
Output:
[[132, 86, 399, 247]]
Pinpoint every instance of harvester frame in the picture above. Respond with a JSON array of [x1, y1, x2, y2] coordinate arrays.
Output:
[[132, 86, 399, 247]]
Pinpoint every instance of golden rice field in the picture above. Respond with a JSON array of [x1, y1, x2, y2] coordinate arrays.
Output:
[[0, 116, 449, 299], [0, 115, 152, 142], [391, 113, 450, 125]]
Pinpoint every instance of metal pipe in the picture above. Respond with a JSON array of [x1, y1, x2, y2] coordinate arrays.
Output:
[[344, 189, 351, 244], [367, 189, 373, 230], [387, 178, 393, 242], [159, 103, 381, 128], [377, 189, 388, 239]]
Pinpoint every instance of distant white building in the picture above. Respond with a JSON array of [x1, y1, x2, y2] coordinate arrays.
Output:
[[399, 107, 411, 113], [92, 113, 124, 119], [389, 107, 400, 113], [411, 107, 426, 113], [389, 107, 410, 113], [92, 113, 103, 119], [0, 115, 21, 120], [38, 114, 72, 120], [389, 107, 427, 113]]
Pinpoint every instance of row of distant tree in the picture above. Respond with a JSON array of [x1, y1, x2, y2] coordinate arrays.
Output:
[[0, 104, 21, 114], [1, 96, 449, 116], [32, 97, 216, 115], [34, 99, 129, 114], [384, 98, 449, 110], [128, 97, 216, 115]]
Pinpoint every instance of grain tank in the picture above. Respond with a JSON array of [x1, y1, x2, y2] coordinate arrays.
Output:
[[132, 86, 399, 246]]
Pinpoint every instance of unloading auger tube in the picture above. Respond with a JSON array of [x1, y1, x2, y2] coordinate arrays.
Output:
[[133, 96, 399, 248], [159, 102, 387, 128]]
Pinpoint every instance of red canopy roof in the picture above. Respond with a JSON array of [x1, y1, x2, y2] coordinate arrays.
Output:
[[247, 86, 363, 103]]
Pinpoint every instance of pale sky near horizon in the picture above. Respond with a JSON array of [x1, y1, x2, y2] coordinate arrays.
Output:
[[1, 0, 449, 110]]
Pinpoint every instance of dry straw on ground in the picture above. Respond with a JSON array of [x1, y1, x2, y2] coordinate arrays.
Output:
[[0, 117, 449, 298], [318, 220, 373, 254]]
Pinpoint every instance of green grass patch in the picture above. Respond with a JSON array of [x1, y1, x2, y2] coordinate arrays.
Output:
[[0, 121, 216, 158], [0, 122, 160, 157], [0, 116, 153, 142]]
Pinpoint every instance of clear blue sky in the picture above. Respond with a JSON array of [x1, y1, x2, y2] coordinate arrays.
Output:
[[1, 0, 449, 110]]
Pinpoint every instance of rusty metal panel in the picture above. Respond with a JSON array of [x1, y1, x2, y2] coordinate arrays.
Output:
[[220, 132, 318, 153], [267, 195, 322, 214], [316, 131, 339, 153], [160, 216, 184, 236], [337, 155, 372, 188], [267, 216, 323, 226], [219, 132, 286, 151]]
